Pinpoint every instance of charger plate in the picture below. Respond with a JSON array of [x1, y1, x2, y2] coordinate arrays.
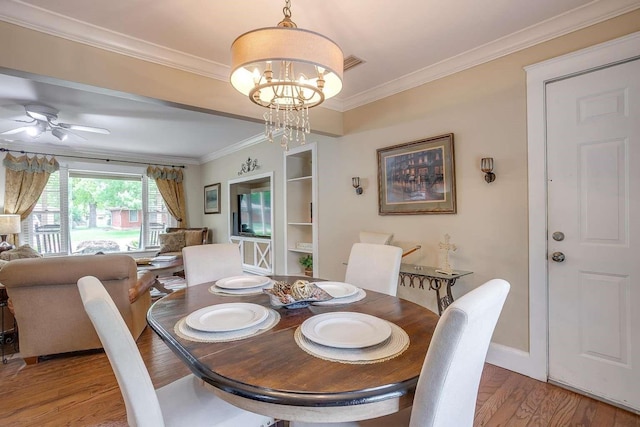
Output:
[[186, 303, 268, 332], [175, 309, 280, 343], [313, 288, 366, 306], [294, 322, 409, 364]]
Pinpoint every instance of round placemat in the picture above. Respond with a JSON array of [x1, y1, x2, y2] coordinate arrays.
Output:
[[294, 321, 409, 364], [175, 309, 280, 343], [312, 288, 367, 306]]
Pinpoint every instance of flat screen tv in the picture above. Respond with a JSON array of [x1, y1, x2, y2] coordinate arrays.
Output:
[[234, 190, 271, 238]]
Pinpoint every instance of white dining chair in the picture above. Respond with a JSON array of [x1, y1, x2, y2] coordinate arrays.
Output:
[[77, 275, 275, 427], [182, 243, 243, 287], [358, 231, 393, 245], [344, 243, 403, 296], [291, 278, 510, 427]]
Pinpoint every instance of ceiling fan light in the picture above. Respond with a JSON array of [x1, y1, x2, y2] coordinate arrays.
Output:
[[52, 128, 68, 141]]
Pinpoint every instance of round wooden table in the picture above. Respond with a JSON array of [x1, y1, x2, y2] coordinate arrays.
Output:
[[147, 276, 440, 423]]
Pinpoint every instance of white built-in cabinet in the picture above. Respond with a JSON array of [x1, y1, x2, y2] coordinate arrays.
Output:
[[284, 143, 317, 276]]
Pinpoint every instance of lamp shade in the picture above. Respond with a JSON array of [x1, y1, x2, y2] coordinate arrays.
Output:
[[0, 214, 21, 235]]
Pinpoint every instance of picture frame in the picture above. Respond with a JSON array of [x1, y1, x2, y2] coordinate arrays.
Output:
[[377, 133, 456, 215], [204, 183, 221, 214]]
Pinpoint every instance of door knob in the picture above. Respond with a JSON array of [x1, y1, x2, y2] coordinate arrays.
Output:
[[551, 252, 565, 262]]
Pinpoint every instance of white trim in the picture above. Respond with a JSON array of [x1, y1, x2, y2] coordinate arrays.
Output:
[[486, 343, 538, 379], [526, 31, 640, 381], [341, 0, 640, 111], [1, 0, 638, 113]]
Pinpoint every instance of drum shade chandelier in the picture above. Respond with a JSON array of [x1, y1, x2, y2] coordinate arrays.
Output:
[[230, 0, 343, 150]]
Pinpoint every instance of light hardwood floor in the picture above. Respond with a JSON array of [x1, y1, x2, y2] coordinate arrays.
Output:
[[1, 328, 639, 426]]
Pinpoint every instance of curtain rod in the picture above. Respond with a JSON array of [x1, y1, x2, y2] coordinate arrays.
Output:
[[0, 147, 186, 169]]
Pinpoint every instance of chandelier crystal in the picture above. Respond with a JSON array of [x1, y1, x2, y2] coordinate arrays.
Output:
[[230, 0, 343, 150]]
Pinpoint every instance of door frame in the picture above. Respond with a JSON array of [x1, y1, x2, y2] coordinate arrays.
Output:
[[525, 31, 640, 381]]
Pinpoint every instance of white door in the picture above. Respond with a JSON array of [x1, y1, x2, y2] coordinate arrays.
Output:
[[547, 59, 640, 411]]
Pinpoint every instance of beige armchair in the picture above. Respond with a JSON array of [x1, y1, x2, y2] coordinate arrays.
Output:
[[0, 254, 152, 364]]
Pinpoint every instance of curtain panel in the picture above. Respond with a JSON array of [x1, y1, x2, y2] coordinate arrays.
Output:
[[146, 166, 188, 228], [3, 153, 60, 244]]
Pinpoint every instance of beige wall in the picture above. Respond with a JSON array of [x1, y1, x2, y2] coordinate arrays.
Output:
[[1, 10, 639, 355]]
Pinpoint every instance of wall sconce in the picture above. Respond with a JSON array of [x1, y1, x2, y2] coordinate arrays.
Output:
[[352, 177, 363, 195], [481, 158, 496, 183]]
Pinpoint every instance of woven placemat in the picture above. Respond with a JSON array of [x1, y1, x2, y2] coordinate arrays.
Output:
[[312, 288, 367, 306], [174, 309, 280, 343], [294, 321, 409, 364]]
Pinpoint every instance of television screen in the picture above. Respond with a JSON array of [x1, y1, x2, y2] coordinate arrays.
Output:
[[237, 190, 271, 238]]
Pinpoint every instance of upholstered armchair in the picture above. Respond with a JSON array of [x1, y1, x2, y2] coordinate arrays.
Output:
[[0, 254, 153, 364]]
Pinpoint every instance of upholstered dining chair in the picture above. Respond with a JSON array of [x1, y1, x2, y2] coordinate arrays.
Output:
[[359, 231, 393, 245], [291, 278, 510, 427], [77, 276, 275, 427], [344, 243, 403, 296], [182, 243, 243, 287]]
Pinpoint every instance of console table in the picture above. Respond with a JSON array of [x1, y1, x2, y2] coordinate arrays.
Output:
[[399, 264, 473, 315]]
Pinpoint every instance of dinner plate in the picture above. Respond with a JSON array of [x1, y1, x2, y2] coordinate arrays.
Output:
[[215, 275, 272, 290], [186, 303, 269, 332], [301, 312, 392, 349], [314, 282, 358, 299]]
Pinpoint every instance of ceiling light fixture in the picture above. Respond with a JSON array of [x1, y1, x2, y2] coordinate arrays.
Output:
[[230, 0, 343, 151], [52, 128, 68, 141]]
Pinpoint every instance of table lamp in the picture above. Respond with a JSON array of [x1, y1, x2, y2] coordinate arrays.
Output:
[[0, 214, 21, 252]]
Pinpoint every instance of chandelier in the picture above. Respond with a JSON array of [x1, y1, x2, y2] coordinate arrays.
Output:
[[230, 0, 343, 150]]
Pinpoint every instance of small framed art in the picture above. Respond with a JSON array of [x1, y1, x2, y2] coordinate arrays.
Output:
[[204, 183, 221, 214]]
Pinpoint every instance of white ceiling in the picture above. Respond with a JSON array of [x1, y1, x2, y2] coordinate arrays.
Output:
[[0, 0, 638, 163]]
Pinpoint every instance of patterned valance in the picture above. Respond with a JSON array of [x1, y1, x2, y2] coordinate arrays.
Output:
[[146, 166, 183, 183], [3, 153, 59, 174]]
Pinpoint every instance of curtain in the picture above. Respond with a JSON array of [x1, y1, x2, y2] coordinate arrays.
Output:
[[146, 166, 188, 228], [3, 153, 60, 244]]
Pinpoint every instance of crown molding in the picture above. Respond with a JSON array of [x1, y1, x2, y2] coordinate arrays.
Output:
[[199, 129, 288, 164], [339, 0, 640, 111], [0, 140, 200, 167], [1, 0, 638, 114], [0, 0, 229, 80]]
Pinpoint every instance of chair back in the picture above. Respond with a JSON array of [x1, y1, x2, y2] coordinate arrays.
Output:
[[344, 243, 402, 296], [409, 279, 510, 427], [77, 276, 165, 427], [182, 243, 243, 287], [359, 231, 393, 245]]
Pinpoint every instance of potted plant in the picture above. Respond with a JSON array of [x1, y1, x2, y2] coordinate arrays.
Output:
[[299, 254, 313, 277]]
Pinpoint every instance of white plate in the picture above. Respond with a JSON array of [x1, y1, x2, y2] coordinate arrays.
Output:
[[314, 282, 358, 299], [186, 303, 269, 332], [301, 312, 392, 349], [215, 275, 271, 290]]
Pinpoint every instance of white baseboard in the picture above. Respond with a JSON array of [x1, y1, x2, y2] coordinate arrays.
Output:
[[486, 342, 547, 382]]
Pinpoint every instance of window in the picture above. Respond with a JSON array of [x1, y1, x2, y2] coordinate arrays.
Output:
[[25, 165, 175, 255]]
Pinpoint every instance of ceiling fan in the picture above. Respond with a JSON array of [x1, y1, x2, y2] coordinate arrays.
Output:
[[0, 104, 110, 141]]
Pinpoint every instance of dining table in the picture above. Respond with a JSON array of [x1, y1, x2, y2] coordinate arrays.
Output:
[[146, 275, 440, 423]]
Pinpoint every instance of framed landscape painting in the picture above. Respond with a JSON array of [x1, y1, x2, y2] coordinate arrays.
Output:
[[204, 183, 221, 214], [377, 133, 456, 215]]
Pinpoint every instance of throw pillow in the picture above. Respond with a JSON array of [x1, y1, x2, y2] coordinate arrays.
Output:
[[0, 244, 43, 261], [158, 232, 185, 253], [184, 229, 204, 247]]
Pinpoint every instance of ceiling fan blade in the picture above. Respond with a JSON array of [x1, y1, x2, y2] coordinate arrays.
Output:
[[59, 123, 110, 134], [1, 126, 30, 135]]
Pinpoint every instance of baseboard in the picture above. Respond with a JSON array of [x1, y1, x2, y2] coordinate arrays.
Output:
[[486, 342, 546, 381]]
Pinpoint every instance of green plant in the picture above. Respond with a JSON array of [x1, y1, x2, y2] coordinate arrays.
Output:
[[299, 254, 313, 269]]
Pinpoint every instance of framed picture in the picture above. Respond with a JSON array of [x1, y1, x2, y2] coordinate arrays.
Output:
[[204, 183, 221, 214], [377, 133, 456, 215]]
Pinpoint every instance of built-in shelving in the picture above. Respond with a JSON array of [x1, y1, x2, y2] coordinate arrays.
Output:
[[284, 144, 317, 276]]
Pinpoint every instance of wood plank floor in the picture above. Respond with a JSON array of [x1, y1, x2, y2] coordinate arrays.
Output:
[[1, 328, 638, 426]]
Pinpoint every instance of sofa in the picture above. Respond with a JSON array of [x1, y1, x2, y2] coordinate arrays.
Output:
[[0, 254, 153, 364], [157, 227, 208, 258]]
